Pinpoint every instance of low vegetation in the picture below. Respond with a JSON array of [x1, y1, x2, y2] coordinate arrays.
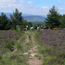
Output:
[[36, 29, 65, 65], [0, 29, 65, 65], [0, 30, 34, 65]]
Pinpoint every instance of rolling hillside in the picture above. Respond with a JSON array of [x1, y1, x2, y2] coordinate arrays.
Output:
[[23, 15, 45, 22], [0, 12, 46, 25]]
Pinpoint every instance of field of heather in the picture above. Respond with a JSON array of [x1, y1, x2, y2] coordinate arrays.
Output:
[[0, 30, 34, 65], [0, 30, 21, 53], [0, 29, 65, 65], [0, 30, 28, 65], [0, 30, 21, 42], [37, 29, 65, 65]]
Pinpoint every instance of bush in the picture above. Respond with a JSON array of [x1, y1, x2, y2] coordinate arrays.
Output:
[[5, 39, 15, 51], [53, 28, 57, 30]]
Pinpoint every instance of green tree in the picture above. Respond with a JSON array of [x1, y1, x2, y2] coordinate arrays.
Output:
[[45, 6, 61, 28], [10, 8, 23, 30], [59, 14, 65, 28], [37, 23, 43, 27], [28, 22, 33, 27], [0, 12, 9, 30], [21, 20, 28, 29]]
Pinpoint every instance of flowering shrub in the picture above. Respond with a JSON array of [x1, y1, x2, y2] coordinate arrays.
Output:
[[0, 30, 21, 53], [37, 29, 65, 65], [17, 28, 21, 31], [53, 28, 57, 30]]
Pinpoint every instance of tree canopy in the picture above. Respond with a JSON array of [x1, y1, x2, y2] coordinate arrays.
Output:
[[10, 8, 23, 30], [45, 6, 61, 28], [0, 13, 9, 30], [59, 14, 65, 28]]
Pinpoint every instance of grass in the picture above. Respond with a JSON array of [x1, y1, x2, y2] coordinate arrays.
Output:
[[35, 29, 65, 65], [1, 52, 29, 65], [0, 30, 35, 65], [1, 29, 65, 65]]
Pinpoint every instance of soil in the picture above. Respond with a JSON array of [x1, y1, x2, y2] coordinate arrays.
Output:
[[28, 45, 43, 65], [25, 35, 43, 65], [25, 35, 30, 43]]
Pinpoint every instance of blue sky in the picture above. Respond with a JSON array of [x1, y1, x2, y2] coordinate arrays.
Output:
[[0, 0, 65, 15]]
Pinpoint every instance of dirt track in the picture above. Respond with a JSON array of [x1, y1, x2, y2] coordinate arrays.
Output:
[[25, 35, 43, 65]]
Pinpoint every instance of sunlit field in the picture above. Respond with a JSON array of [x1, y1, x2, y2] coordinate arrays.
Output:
[[0, 29, 65, 65], [0, 30, 30, 65], [37, 29, 65, 65]]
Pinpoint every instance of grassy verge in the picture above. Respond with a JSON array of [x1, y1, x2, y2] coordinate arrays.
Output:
[[0, 30, 35, 65], [35, 29, 65, 65]]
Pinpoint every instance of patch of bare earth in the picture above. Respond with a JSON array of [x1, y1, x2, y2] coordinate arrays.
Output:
[[25, 35, 30, 43], [25, 36, 43, 65], [28, 45, 43, 65]]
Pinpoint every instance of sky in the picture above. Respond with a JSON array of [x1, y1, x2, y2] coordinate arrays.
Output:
[[0, 0, 65, 15]]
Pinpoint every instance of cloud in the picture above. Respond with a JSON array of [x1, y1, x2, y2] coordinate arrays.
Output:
[[58, 0, 61, 3], [0, 0, 65, 15], [19, 5, 50, 15], [44, 0, 49, 3], [0, 0, 25, 8], [42, 6, 50, 9], [0, 0, 26, 12], [59, 8, 63, 10], [0, 0, 33, 12], [27, 1, 33, 4], [62, 2, 65, 5], [58, 8, 65, 15]]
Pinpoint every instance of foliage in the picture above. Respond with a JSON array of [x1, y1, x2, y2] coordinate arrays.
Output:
[[0, 52, 29, 65], [0, 30, 21, 54], [28, 22, 33, 27], [21, 20, 28, 30], [53, 28, 57, 30], [0, 30, 35, 65], [59, 14, 65, 28], [45, 6, 61, 28], [5, 39, 15, 51], [0, 12, 10, 30], [37, 23, 43, 27], [37, 29, 65, 65], [10, 8, 23, 30]]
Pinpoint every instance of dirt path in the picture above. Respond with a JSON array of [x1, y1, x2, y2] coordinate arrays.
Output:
[[28, 45, 43, 65], [25, 35, 43, 65], [25, 35, 30, 43]]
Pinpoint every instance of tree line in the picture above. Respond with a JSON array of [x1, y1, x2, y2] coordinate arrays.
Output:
[[0, 6, 65, 30], [45, 6, 65, 28], [0, 9, 33, 30]]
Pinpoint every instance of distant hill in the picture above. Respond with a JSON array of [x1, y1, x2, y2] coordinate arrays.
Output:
[[0, 12, 46, 25], [23, 15, 46, 25], [23, 16, 45, 22]]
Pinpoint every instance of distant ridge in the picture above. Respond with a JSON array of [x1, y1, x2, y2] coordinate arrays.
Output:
[[0, 12, 46, 25], [23, 16, 45, 22]]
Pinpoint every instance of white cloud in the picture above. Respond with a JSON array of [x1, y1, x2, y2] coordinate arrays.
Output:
[[58, 8, 65, 15], [27, 1, 33, 4], [0, 0, 25, 8], [62, 3, 65, 5], [59, 8, 63, 10], [19, 6, 50, 15], [0, 0, 25, 12], [44, 0, 49, 3], [0, 0, 65, 15], [42, 6, 50, 9], [58, 0, 61, 3]]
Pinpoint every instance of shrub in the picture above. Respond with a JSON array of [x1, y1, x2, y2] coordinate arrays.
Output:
[[5, 39, 15, 51], [53, 28, 57, 30]]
